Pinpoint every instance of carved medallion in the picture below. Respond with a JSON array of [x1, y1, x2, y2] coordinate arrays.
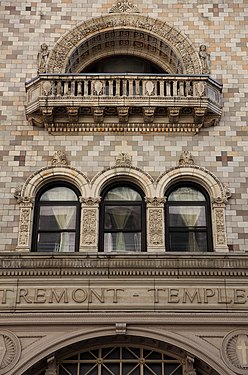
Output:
[[222, 330, 248, 374], [0, 331, 21, 374]]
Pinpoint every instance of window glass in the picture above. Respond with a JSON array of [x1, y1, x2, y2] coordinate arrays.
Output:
[[33, 184, 80, 252], [168, 186, 205, 201], [105, 186, 142, 201], [168, 206, 206, 227], [100, 184, 145, 252], [40, 186, 78, 201], [166, 184, 211, 252]]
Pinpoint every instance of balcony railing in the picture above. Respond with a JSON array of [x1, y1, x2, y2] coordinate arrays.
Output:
[[25, 74, 223, 133]]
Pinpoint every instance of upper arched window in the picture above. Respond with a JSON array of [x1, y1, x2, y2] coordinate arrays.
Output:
[[99, 183, 146, 252], [32, 183, 81, 252], [165, 183, 212, 252]]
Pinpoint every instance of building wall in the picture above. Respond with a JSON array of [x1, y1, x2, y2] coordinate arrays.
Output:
[[0, 0, 247, 252], [0, 2, 248, 375]]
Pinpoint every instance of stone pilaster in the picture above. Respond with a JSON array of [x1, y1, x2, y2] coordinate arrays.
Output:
[[79, 197, 101, 252], [145, 197, 166, 252]]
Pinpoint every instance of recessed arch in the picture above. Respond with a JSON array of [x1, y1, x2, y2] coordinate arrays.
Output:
[[21, 165, 90, 199], [47, 14, 202, 74], [90, 166, 155, 199], [155, 165, 228, 200], [17, 328, 229, 375], [155, 165, 231, 252]]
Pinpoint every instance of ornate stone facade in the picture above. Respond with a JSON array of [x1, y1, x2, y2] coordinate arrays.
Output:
[[1, 0, 248, 374]]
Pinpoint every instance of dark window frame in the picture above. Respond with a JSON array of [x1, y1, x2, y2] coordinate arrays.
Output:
[[165, 182, 213, 252], [99, 182, 146, 252], [32, 182, 81, 252]]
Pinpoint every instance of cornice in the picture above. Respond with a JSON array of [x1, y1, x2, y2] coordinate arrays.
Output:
[[1, 253, 248, 278], [0, 311, 248, 325]]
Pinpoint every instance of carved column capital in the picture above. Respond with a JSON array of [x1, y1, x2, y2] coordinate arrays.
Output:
[[184, 354, 197, 375], [80, 197, 101, 206], [45, 355, 57, 375], [145, 197, 166, 207]]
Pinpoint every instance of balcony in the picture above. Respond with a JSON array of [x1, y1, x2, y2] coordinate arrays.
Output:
[[25, 74, 223, 134]]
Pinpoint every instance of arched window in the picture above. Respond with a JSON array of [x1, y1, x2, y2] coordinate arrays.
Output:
[[165, 183, 212, 252], [57, 345, 184, 375], [100, 183, 146, 252], [32, 183, 81, 252]]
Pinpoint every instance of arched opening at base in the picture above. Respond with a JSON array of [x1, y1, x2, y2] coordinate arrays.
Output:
[[23, 335, 220, 375]]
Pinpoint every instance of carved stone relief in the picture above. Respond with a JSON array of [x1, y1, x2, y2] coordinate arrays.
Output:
[[50, 150, 68, 166], [0, 330, 21, 375], [148, 208, 164, 247], [109, 0, 140, 13], [46, 14, 201, 74], [115, 152, 132, 167], [178, 151, 195, 166], [199, 44, 210, 74], [222, 330, 248, 374], [81, 208, 98, 248], [37, 43, 49, 74], [146, 197, 165, 249], [45, 355, 57, 375], [184, 354, 197, 375]]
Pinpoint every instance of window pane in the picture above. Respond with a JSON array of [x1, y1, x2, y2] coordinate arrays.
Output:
[[104, 206, 141, 230], [104, 233, 141, 252], [39, 206, 76, 230], [105, 187, 142, 201], [168, 187, 205, 202], [40, 187, 78, 201], [37, 232, 75, 252], [169, 232, 208, 252], [169, 206, 206, 227]]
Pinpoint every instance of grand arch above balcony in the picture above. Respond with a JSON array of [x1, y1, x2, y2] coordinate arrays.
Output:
[[25, 13, 223, 134]]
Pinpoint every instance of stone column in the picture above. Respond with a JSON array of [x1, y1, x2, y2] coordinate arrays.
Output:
[[79, 197, 101, 252], [212, 197, 229, 252], [16, 197, 34, 252], [145, 197, 166, 253]]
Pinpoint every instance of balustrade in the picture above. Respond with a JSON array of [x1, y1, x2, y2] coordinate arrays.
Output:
[[25, 74, 223, 133]]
